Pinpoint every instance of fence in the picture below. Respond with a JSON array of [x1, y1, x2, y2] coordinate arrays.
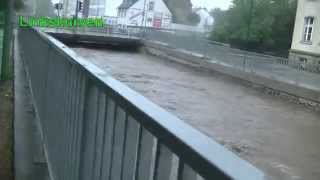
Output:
[[19, 27, 266, 180], [144, 29, 290, 68], [143, 28, 320, 91], [50, 25, 144, 39]]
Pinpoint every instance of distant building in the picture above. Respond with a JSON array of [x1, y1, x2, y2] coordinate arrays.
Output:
[[168, 8, 214, 33], [193, 8, 214, 33], [62, 0, 79, 17], [88, 0, 106, 17], [62, 0, 105, 17], [117, 0, 172, 29], [289, 0, 320, 72]]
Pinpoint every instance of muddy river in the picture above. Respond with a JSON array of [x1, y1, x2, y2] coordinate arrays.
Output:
[[73, 46, 320, 180]]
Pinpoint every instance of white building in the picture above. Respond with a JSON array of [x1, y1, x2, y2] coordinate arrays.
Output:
[[193, 8, 214, 33], [88, 0, 106, 17], [62, 0, 106, 17], [62, 0, 77, 17], [289, 0, 320, 72], [117, 0, 172, 29]]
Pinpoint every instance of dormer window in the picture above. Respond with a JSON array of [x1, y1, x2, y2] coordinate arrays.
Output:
[[302, 16, 314, 43]]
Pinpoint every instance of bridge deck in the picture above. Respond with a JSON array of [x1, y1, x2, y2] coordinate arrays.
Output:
[[72, 45, 320, 180], [42, 28, 142, 47]]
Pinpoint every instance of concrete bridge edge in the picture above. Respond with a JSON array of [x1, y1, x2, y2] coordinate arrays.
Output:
[[13, 29, 50, 180]]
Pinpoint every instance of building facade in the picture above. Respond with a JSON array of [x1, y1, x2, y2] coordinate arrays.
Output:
[[117, 0, 172, 29], [88, 0, 106, 17], [289, 0, 320, 72], [62, 0, 78, 17], [62, 0, 106, 17]]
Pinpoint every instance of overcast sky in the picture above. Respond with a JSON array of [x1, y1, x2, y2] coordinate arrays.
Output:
[[191, 0, 232, 10], [52, 0, 233, 16]]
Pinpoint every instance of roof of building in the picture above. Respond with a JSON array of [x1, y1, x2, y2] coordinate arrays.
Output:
[[118, 0, 138, 9]]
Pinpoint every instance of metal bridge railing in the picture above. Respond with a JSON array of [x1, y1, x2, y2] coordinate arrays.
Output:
[[19, 27, 266, 180], [49, 25, 144, 39]]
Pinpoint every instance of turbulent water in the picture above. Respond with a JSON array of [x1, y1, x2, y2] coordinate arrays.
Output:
[[73, 46, 320, 180]]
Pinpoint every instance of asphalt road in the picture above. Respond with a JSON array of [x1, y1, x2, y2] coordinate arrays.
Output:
[[73, 46, 320, 180]]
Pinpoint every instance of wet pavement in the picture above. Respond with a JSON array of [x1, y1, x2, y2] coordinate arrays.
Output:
[[73, 46, 320, 180]]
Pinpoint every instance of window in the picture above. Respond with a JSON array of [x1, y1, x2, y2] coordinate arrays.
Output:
[[148, 1, 155, 11], [302, 17, 314, 43]]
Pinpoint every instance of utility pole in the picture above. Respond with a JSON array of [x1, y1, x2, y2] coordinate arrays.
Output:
[[55, 1, 63, 17], [58, 0, 62, 17], [63, 0, 69, 17], [141, 0, 147, 26], [141, 0, 147, 38], [75, 0, 80, 19]]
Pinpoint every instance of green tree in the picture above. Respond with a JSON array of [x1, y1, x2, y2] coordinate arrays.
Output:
[[210, 8, 229, 42], [270, 0, 297, 51], [210, 0, 297, 55]]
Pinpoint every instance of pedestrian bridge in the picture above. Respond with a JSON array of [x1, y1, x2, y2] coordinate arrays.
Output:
[[16, 27, 266, 180]]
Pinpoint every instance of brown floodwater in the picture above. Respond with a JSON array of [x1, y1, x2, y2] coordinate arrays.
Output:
[[73, 46, 320, 180]]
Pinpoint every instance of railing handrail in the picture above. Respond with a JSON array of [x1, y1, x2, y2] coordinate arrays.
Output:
[[22, 27, 266, 180]]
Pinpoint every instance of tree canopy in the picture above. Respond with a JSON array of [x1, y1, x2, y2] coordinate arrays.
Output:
[[210, 0, 297, 56], [0, 0, 6, 11]]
